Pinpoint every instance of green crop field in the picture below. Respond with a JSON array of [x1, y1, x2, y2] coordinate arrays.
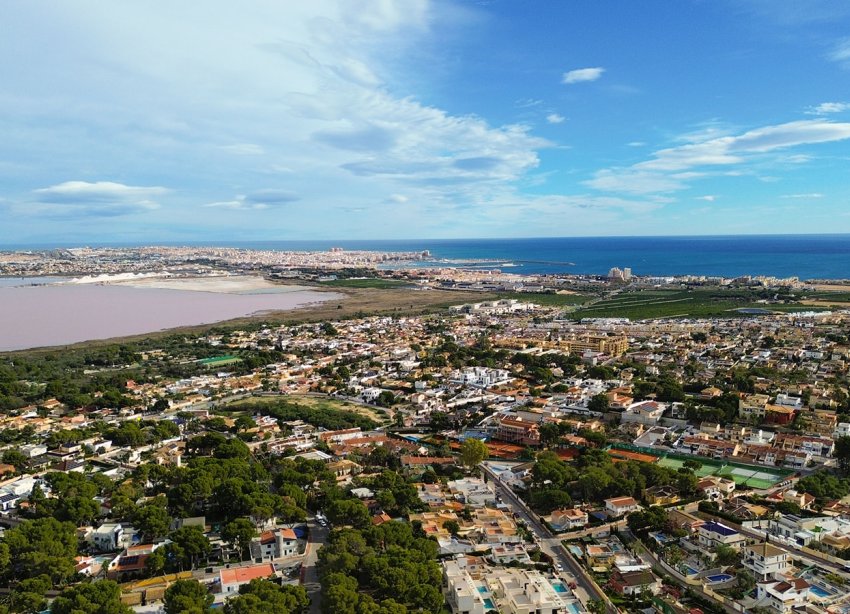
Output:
[[319, 278, 412, 289], [569, 288, 822, 320]]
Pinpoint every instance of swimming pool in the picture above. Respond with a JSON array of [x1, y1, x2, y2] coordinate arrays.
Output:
[[478, 586, 489, 594], [552, 582, 568, 593], [683, 565, 699, 575], [566, 601, 582, 614], [705, 574, 733, 583], [810, 585, 832, 598], [483, 598, 496, 610]]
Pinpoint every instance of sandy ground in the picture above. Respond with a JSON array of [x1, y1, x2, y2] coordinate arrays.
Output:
[[801, 299, 850, 307], [114, 275, 311, 294], [811, 284, 850, 291]]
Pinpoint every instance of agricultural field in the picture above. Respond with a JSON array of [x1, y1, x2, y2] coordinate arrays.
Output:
[[318, 278, 413, 289], [569, 287, 829, 320]]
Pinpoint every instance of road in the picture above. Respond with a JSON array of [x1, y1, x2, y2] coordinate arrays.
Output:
[[302, 518, 329, 614], [481, 463, 619, 614]]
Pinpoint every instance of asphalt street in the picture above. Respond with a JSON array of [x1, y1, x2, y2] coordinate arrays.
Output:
[[481, 463, 619, 614]]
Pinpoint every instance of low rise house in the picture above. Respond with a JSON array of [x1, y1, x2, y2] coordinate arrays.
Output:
[[488, 567, 567, 614], [620, 401, 666, 426], [697, 521, 746, 550], [90, 522, 124, 552], [549, 508, 589, 531], [609, 569, 662, 596], [755, 578, 810, 613], [443, 559, 486, 614], [667, 509, 704, 534], [220, 563, 276, 595], [604, 496, 640, 517], [743, 542, 789, 581], [249, 528, 299, 561]]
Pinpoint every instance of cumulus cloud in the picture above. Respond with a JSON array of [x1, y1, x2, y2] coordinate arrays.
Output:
[[696, 195, 716, 202], [562, 67, 604, 84], [806, 102, 850, 115], [546, 113, 565, 124], [586, 120, 850, 194]]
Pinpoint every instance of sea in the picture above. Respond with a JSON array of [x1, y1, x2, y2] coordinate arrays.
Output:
[[6, 234, 848, 280]]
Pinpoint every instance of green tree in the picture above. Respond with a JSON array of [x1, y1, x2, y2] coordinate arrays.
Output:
[[459, 438, 488, 470], [538, 423, 561, 449], [168, 526, 211, 570], [164, 579, 213, 614], [835, 436, 850, 474], [587, 598, 606, 614], [682, 459, 703, 472], [222, 518, 257, 561], [51, 580, 132, 614], [326, 499, 371, 529], [133, 500, 171, 541], [587, 393, 609, 413], [2, 517, 78, 584], [714, 544, 741, 567], [224, 579, 308, 614]]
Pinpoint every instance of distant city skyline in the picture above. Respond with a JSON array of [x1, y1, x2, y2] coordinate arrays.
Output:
[[2, 1, 850, 243]]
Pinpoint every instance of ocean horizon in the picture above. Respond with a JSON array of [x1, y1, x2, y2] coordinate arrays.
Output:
[[3, 234, 850, 280]]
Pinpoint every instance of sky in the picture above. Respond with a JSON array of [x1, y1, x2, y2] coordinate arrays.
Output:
[[2, 0, 850, 244]]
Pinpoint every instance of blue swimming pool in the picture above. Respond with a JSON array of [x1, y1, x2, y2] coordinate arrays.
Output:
[[567, 602, 582, 614], [811, 585, 832, 598], [552, 582, 567, 593], [683, 565, 699, 576], [706, 574, 733, 583], [483, 598, 496, 610], [478, 586, 489, 594]]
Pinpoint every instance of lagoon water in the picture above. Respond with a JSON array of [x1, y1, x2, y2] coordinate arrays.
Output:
[[0, 279, 339, 351]]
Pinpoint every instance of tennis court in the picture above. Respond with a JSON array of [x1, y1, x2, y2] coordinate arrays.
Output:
[[656, 456, 787, 488]]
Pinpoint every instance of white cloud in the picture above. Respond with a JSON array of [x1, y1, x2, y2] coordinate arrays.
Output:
[[515, 98, 543, 108], [546, 113, 565, 124], [828, 38, 850, 67], [34, 181, 167, 203], [587, 120, 850, 194], [562, 67, 604, 84], [696, 195, 716, 202], [203, 189, 299, 211], [781, 192, 823, 199], [219, 143, 265, 155], [806, 102, 850, 115], [27, 181, 166, 217], [387, 193, 409, 203]]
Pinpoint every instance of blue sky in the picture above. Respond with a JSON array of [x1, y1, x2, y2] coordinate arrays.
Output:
[[2, 0, 850, 243]]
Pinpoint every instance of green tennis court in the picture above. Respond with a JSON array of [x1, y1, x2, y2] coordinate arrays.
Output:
[[657, 456, 786, 488]]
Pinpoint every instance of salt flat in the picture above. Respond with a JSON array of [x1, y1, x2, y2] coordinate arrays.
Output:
[[113, 275, 313, 294], [0, 281, 341, 351]]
